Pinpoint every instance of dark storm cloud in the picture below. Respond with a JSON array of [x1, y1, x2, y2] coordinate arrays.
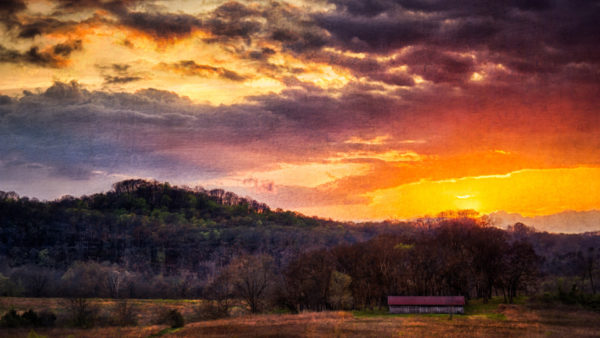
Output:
[[53, 39, 82, 56], [199, 1, 329, 52], [0, 0, 26, 28], [248, 47, 276, 61], [370, 71, 415, 86], [0, 40, 82, 67], [309, 49, 416, 86], [201, 1, 263, 43], [396, 48, 476, 84], [0, 0, 26, 14], [16, 17, 79, 38], [119, 11, 203, 39], [54, 0, 138, 14], [249, 86, 399, 133], [32, 0, 202, 41], [328, 0, 399, 17], [316, 0, 600, 81], [316, 12, 438, 53]]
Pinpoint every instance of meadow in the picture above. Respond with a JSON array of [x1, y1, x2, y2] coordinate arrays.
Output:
[[1, 297, 599, 337]]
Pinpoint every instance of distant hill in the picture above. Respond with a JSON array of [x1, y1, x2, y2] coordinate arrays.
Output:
[[489, 210, 600, 234], [0, 179, 414, 273]]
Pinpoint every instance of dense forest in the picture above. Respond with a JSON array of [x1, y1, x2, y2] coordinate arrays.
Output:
[[0, 180, 599, 313]]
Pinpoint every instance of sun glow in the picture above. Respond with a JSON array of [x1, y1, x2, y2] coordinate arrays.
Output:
[[293, 167, 600, 221]]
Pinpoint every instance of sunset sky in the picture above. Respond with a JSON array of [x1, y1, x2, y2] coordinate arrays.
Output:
[[0, 0, 599, 224]]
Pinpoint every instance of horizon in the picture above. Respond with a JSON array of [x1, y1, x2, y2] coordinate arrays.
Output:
[[1, 0, 599, 228]]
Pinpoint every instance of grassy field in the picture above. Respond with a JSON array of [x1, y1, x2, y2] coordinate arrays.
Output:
[[1, 297, 599, 337]]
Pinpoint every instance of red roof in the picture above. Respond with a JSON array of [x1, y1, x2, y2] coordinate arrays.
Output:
[[388, 296, 465, 306]]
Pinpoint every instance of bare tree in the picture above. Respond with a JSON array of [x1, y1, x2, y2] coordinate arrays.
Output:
[[228, 254, 275, 313], [105, 266, 126, 298]]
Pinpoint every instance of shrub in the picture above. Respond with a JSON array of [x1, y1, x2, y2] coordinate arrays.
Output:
[[37, 311, 56, 327], [167, 309, 184, 328], [110, 300, 138, 326], [0, 309, 21, 328], [156, 308, 184, 328], [20, 309, 40, 326], [66, 298, 98, 328], [0, 309, 55, 328], [193, 300, 230, 321]]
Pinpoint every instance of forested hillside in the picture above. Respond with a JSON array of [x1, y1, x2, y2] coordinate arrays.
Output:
[[0, 180, 412, 271], [0, 180, 598, 311]]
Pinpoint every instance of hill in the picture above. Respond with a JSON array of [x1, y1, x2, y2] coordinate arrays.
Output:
[[0, 179, 412, 273]]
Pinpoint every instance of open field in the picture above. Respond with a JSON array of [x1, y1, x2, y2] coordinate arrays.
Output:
[[1, 297, 599, 337]]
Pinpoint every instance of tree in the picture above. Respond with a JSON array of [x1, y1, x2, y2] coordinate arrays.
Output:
[[227, 254, 275, 313], [201, 268, 235, 319], [576, 247, 598, 295], [282, 249, 335, 312], [501, 240, 541, 303], [327, 270, 353, 310], [11, 265, 57, 297], [61, 261, 108, 297], [105, 266, 126, 298]]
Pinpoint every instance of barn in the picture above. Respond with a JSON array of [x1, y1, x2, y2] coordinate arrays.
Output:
[[387, 296, 465, 314]]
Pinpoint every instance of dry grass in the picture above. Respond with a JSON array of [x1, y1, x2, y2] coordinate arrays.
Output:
[[0, 298, 599, 337], [177, 308, 600, 337], [0, 297, 203, 327]]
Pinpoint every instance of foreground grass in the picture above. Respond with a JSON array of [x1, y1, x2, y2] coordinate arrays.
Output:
[[1, 297, 599, 337]]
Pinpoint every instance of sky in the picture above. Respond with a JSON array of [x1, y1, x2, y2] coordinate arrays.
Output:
[[0, 0, 599, 227]]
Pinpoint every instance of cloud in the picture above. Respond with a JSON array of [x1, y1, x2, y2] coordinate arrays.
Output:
[[242, 177, 276, 193], [0, 40, 82, 68], [314, 0, 600, 82], [112, 63, 130, 73], [53, 39, 83, 56], [247, 47, 276, 61], [0, 0, 25, 14], [0, 40, 82, 67], [16, 17, 79, 38], [104, 75, 143, 84], [54, 0, 139, 15], [0, 0, 26, 27], [96, 62, 147, 85], [202, 1, 262, 43], [159, 60, 247, 82], [0, 81, 408, 187], [396, 48, 475, 84], [315, 12, 438, 54], [0, 95, 13, 105], [118, 11, 203, 40]]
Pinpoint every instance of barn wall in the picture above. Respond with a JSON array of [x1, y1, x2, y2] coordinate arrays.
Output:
[[388, 305, 464, 314]]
